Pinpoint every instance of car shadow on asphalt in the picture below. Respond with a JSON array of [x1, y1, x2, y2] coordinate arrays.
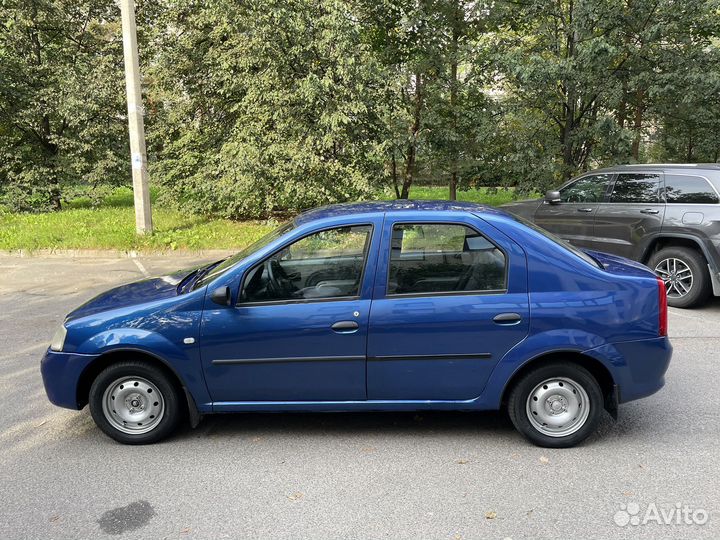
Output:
[[168, 408, 619, 445], [57, 402, 646, 447], [175, 410, 517, 441]]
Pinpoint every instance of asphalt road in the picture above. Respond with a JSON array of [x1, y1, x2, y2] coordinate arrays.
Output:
[[0, 254, 719, 539]]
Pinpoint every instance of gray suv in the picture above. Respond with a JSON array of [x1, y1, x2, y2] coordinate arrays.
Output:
[[502, 164, 720, 308]]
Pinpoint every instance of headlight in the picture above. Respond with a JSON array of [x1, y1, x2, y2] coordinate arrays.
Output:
[[50, 325, 67, 352]]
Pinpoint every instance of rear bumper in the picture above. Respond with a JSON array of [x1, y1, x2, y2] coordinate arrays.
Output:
[[585, 336, 672, 404], [41, 348, 99, 410]]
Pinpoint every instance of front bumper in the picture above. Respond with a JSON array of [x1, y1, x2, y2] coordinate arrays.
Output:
[[41, 348, 99, 410]]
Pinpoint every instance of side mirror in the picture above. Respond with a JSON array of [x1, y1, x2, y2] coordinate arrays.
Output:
[[210, 286, 231, 306], [544, 190, 561, 204]]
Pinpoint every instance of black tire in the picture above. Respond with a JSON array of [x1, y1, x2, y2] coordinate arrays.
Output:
[[89, 361, 182, 445], [649, 246, 711, 309], [507, 362, 604, 448]]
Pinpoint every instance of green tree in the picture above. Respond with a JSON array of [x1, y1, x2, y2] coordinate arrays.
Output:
[[149, 0, 388, 219], [0, 0, 128, 211]]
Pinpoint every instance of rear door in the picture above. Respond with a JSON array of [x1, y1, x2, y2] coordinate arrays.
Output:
[[366, 214, 529, 401], [593, 172, 665, 259], [534, 173, 614, 249]]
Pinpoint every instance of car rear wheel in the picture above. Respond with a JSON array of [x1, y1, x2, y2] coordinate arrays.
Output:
[[649, 247, 711, 309], [89, 361, 182, 444], [507, 362, 603, 448]]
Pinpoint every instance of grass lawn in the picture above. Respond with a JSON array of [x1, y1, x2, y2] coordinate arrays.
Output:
[[0, 185, 525, 252], [382, 185, 522, 206]]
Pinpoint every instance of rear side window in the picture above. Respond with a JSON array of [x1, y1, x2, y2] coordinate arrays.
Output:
[[609, 173, 661, 203], [387, 223, 506, 296], [664, 175, 719, 204]]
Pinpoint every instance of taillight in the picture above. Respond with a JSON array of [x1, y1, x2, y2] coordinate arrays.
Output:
[[656, 276, 668, 337]]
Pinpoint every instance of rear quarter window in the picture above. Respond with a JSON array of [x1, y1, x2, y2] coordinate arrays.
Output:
[[664, 175, 719, 204]]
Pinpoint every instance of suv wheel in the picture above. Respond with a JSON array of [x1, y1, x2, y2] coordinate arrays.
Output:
[[89, 361, 182, 444], [649, 247, 711, 309], [507, 362, 603, 448]]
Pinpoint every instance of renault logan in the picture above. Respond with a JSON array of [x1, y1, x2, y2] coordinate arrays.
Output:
[[41, 201, 672, 447]]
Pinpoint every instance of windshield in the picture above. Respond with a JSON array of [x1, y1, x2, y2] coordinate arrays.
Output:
[[505, 213, 603, 269], [193, 221, 295, 289]]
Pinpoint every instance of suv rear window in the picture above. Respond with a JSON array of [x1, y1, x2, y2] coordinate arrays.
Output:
[[664, 175, 719, 204], [609, 173, 661, 203]]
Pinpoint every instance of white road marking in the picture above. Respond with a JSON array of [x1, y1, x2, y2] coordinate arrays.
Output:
[[0, 343, 47, 362], [132, 258, 150, 277]]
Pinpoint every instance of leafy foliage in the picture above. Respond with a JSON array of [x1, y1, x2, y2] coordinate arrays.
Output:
[[1, 0, 719, 217], [148, 0, 388, 219], [0, 0, 130, 210]]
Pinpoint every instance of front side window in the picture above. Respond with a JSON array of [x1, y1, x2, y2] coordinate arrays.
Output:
[[560, 174, 613, 203], [609, 173, 661, 203], [387, 223, 506, 295], [241, 225, 372, 303], [664, 175, 719, 204]]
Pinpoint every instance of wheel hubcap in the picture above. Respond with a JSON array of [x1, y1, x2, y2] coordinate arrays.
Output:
[[102, 376, 164, 435], [655, 258, 693, 298], [526, 377, 590, 437]]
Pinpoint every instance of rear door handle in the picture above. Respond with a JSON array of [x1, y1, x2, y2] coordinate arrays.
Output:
[[331, 321, 359, 333], [577, 208, 594, 213], [640, 208, 660, 215], [493, 313, 522, 325]]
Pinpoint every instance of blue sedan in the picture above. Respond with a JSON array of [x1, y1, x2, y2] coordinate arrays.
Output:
[[41, 201, 671, 447]]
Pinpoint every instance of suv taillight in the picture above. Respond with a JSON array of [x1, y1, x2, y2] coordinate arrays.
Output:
[[657, 276, 668, 337]]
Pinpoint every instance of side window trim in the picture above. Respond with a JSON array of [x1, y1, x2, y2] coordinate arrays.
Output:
[[237, 223, 375, 306], [662, 173, 720, 204], [384, 221, 509, 299]]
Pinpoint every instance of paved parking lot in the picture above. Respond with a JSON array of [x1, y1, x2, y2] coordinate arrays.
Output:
[[0, 254, 719, 539]]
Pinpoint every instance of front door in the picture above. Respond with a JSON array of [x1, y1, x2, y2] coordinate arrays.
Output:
[[593, 172, 666, 259], [200, 223, 378, 402], [367, 217, 529, 400], [534, 173, 614, 249]]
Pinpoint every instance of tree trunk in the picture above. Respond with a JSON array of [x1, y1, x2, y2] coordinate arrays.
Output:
[[448, 1, 460, 201], [391, 154, 401, 199], [30, 9, 62, 211], [560, 16, 578, 180], [449, 172, 458, 201], [400, 72, 422, 199], [631, 88, 644, 160], [40, 113, 62, 211], [561, 116, 574, 179]]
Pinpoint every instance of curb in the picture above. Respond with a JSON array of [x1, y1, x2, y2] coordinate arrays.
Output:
[[0, 249, 237, 259]]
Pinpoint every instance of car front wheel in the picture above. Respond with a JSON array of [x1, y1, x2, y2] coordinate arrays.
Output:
[[507, 362, 603, 448], [649, 246, 711, 309], [89, 361, 182, 444]]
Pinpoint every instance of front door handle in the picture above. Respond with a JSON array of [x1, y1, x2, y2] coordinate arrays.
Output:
[[493, 313, 522, 325], [331, 321, 359, 333], [577, 208, 594, 213], [640, 208, 660, 215]]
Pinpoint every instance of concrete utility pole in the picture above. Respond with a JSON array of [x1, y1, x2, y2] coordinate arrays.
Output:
[[119, 0, 153, 234]]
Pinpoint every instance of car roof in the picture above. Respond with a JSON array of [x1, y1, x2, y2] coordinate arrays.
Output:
[[294, 199, 506, 225], [590, 163, 720, 174]]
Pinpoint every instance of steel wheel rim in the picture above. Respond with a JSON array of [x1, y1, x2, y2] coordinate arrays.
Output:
[[526, 377, 590, 438], [102, 376, 165, 435], [654, 258, 693, 298]]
